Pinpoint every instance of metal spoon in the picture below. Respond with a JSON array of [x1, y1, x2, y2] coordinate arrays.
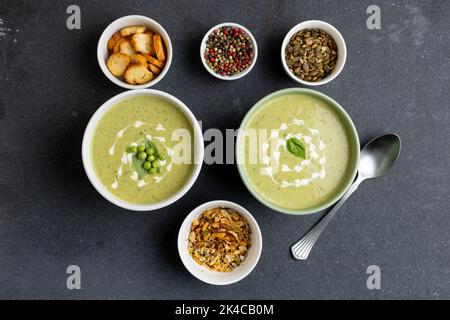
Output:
[[291, 133, 401, 260]]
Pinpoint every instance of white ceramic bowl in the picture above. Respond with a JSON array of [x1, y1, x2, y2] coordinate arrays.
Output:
[[97, 15, 173, 89], [178, 200, 262, 285], [82, 89, 204, 211], [200, 22, 258, 81], [281, 20, 347, 86]]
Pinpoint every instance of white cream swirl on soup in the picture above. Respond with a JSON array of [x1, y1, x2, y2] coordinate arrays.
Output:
[[108, 121, 175, 190], [259, 118, 327, 188]]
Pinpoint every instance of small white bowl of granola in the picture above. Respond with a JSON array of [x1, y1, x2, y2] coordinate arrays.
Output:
[[178, 200, 262, 285]]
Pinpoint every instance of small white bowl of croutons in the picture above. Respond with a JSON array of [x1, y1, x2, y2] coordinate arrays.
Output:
[[97, 15, 172, 89]]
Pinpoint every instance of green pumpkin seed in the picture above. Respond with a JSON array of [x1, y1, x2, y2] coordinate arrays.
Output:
[[284, 28, 338, 82]]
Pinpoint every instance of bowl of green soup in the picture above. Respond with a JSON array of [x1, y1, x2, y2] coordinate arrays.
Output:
[[82, 89, 204, 211], [236, 88, 359, 215]]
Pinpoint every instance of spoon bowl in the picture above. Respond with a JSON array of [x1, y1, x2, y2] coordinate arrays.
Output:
[[358, 134, 401, 180]]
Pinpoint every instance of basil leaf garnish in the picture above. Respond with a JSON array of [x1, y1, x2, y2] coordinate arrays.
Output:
[[132, 154, 147, 180], [145, 139, 160, 157], [286, 137, 306, 159]]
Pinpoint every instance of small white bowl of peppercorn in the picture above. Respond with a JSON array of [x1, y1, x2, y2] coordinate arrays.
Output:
[[200, 22, 258, 80], [281, 20, 347, 86]]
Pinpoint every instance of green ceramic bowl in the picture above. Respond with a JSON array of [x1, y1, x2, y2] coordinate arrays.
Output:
[[236, 88, 360, 215]]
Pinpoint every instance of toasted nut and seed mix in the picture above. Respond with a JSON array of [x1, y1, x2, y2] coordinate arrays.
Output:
[[188, 207, 251, 272], [285, 28, 338, 82]]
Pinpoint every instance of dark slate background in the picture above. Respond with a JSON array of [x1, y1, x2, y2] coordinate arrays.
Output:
[[0, 0, 449, 299]]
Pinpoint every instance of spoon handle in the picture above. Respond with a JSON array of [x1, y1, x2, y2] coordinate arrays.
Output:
[[291, 181, 360, 260]]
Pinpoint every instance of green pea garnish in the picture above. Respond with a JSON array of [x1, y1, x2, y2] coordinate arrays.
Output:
[[138, 152, 147, 160], [152, 160, 161, 168], [143, 161, 151, 170]]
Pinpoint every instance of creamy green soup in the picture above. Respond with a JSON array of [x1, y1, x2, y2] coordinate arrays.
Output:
[[240, 93, 354, 210], [92, 96, 194, 204]]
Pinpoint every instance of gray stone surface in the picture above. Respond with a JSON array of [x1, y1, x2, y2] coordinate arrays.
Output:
[[0, 0, 449, 299]]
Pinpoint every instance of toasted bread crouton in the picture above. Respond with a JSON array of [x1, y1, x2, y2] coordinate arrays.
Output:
[[120, 25, 146, 37], [130, 54, 148, 66], [107, 53, 130, 77], [148, 63, 161, 74], [124, 64, 154, 84], [117, 39, 136, 56], [144, 30, 154, 38], [113, 37, 126, 53], [130, 33, 154, 55], [153, 34, 166, 61], [143, 54, 164, 68], [107, 32, 121, 51], [144, 31, 155, 49]]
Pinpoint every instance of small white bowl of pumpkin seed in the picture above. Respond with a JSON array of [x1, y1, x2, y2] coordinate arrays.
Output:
[[281, 20, 347, 86]]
